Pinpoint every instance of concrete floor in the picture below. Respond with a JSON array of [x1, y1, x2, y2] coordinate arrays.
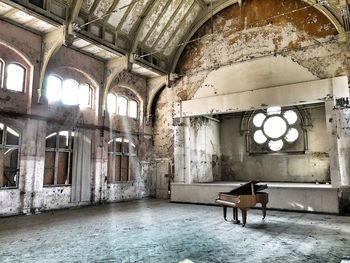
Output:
[[0, 199, 349, 263]]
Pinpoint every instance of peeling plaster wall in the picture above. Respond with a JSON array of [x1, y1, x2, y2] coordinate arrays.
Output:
[[0, 20, 155, 217], [189, 117, 221, 182], [154, 0, 348, 185], [220, 106, 330, 183]]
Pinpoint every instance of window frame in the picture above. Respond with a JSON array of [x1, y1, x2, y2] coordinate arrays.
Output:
[[46, 74, 63, 103], [107, 92, 139, 119], [248, 106, 306, 154], [117, 95, 128, 116], [44, 131, 74, 187], [0, 123, 21, 189], [4, 62, 26, 93], [129, 99, 138, 119], [46, 74, 93, 108], [107, 137, 137, 183]]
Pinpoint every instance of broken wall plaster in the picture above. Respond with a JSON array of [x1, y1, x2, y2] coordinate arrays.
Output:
[[153, 0, 349, 185]]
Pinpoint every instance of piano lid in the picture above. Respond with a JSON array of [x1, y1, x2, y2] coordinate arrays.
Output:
[[221, 181, 268, 195]]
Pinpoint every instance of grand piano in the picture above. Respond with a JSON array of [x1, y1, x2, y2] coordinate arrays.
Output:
[[215, 181, 268, 227]]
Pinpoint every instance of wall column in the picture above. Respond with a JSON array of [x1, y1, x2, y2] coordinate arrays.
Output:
[[325, 101, 350, 187], [174, 117, 191, 184]]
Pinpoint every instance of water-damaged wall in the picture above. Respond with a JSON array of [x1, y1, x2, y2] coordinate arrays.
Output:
[[154, 0, 349, 186], [189, 117, 221, 182], [0, 20, 155, 217], [220, 106, 330, 182]]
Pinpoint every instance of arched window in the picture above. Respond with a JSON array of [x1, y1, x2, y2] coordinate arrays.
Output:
[[249, 106, 305, 153], [62, 79, 79, 105], [107, 137, 137, 182], [44, 131, 74, 186], [46, 74, 93, 107], [107, 93, 139, 119], [0, 123, 20, 188], [129, 100, 138, 118], [79, 83, 92, 107], [47, 75, 62, 102], [107, 93, 117, 113], [6, 63, 25, 92], [117, 96, 127, 116]]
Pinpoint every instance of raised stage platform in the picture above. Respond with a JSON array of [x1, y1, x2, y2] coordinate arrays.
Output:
[[171, 182, 339, 214]]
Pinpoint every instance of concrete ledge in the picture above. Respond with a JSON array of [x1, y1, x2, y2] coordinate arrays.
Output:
[[171, 182, 339, 214]]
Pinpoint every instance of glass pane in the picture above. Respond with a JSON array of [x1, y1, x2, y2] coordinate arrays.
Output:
[[44, 151, 55, 185], [58, 131, 69, 149], [47, 75, 62, 102], [263, 116, 287, 139], [79, 84, 91, 107], [129, 100, 138, 118], [253, 130, 267, 144], [62, 79, 79, 105], [123, 142, 129, 153], [6, 64, 24, 92], [285, 128, 299, 143], [1, 148, 18, 187], [0, 123, 4, 144], [107, 94, 116, 113], [115, 155, 121, 181], [46, 133, 57, 148], [57, 152, 69, 184], [284, 110, 298, 125], [267, 106, 281, 115], [115, 141, 122, 153], [120, 156, 128, 181], [6, 127, 19, 145], [107, 154, 113, 183], [252, 113, 266, 128], [117, 96, 127, 116], [268, 140, 284, 151]]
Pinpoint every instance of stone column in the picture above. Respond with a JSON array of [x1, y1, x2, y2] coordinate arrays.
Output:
[[20, 119, 46, 214], [325, 101, 350, 187], [173, 117, 191, 184], [91, 129, 106, 204]]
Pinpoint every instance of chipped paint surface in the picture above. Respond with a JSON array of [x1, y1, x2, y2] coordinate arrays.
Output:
[[82, 0, 95, 12], [156, 0, 194, 51], [93, 0, 114, 18], [0, 20, 156, 217], [139, 0, 168, 42], [164, 4, 201, 56], [107, 0, 133, 28], [145, 0, 182, 47], [121, 0, 151, 34], [153, 0, 350, 199]]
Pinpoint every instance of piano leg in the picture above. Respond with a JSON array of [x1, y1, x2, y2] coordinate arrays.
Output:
[[262, 202, 267, 220], [240, 208, 247, 227], [232, 207, 240, 224], [223, 206, 227, 221]]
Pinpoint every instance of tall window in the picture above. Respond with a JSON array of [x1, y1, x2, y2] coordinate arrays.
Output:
[[117, 96, 127, 116], [107, 93, 138, 118], [0, 123, 20, 188], [249, 106, 304, 153], [0, 60, 26, 92], [6, 64, 25, 92], [107, 137, 137, 182], [44, 131, 74, 186], [46, 74, 92, 107]]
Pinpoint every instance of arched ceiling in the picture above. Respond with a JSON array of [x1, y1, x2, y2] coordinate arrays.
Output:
[[0, 0, 348, 78]]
